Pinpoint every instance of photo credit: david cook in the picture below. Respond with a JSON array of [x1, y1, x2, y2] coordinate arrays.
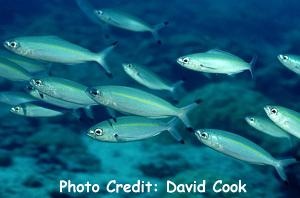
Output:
[[59, 179, 247, 194]]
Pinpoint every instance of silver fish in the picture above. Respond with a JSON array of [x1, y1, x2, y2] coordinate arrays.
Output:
[[177, 49, 255, 77], [277, 54, 300, 75], [195, 129, 297, 181], [4, 35, 117, 77], [245, 116, 291, 141], [0, 57, 32, 81], [0, 50, 49, 74], [10, 101, 67, 117], [264, 105, 300, 139], [87, 116, 183, 143], [94, 9, 168, 44], [122, 63, 183, 97], [30, 77, 97, 107], [0, 91, 36, 106], [86, 85, 200, 128]]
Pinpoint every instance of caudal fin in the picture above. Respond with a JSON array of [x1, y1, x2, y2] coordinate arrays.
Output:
[[151, 21, 169, 44], [178, 99, 202, 130], [166, 118, 184, 144], [170, 80, 185, 101], [249, 55, 257, 79], [95, 41, 118, 78], [274, 158, 297, 182]]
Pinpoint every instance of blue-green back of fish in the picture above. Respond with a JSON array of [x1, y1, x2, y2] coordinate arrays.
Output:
[[13, 36, 95, 63], [0, 91, 36, 106], [0, 50, 48, 73], [0, 57, 32, 81], [208, 129, 274, 165], [99, 9, 152, 32], [32, 77, 96, 106], [101, 86, 178, 116]]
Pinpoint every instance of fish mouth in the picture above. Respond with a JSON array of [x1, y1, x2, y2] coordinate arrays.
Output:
[[87, 130, 96, 138], [176, 58, 183, 65], [29, 79, 37, 87], [263, 106, 271, 114], [277, 54, 284, 60], [3, 41, 9, 48], [10, 107, 15, 113]]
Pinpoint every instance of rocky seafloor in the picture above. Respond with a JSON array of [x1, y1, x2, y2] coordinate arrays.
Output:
[[0, 0, 300, 197]]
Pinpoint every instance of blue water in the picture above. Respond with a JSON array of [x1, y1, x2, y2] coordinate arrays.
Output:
[[0, 0, 299, 197]]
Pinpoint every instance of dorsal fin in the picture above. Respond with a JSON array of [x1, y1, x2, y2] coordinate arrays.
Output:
[[206, 49, 237, 57]]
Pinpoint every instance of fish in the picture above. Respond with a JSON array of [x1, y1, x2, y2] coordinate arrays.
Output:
[[26, 85, 85, 109], [4, 36, 117, 77], [87, 116, 183, 143], [0, 50, 49, 74], [277, 54, 300, 75], [86, 85, 200, 128], [10, 101, 67, 117], [264, 105, 300, 139], [0, 91, 36, 106], [29, 77, 97, 107], [94, 9, 168, 44], [122, 63, 184, 98], [195, 129, 297, 182], [177, 49, 255, 77], [0, 57, 32, 81], [245, 116, 291, 140]]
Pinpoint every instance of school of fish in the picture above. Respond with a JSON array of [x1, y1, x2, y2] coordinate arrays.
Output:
[[0, 0, 298, 183]]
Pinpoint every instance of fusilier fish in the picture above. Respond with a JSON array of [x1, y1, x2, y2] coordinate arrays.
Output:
[[86, 85, 199, 128], [26, 85, 84, 109], [122, 63, 183, 98], [0, 57, 32, 81], [0, 50, 49, 74], [87, 116, 183, 143], [10, 101, 67, 117], [264, 105, 300, 139], [0, 91, 36, 106], [4, 36, 117, 77], [245, 116, 291, 142], [277, 54, 300, 75], [177, 49, 255, 77], [94, 9, 168, 44], [30, 77, 97, 107], [195, 129, 297, 181]]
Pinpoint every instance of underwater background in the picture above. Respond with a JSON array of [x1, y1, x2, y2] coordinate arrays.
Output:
[[0, 0, 300, 197]]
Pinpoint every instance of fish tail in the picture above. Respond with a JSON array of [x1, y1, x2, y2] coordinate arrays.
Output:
[[170, 80, 185, 101], [95, 41, 118, 78], [167, 118, 184, 144], [249, 55, 257, 79], [274, 158, 297, 182], [178, 99, 202, 130], [151, 21, 169, 44]]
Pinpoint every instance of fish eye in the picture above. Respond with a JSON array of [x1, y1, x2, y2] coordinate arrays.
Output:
[[12, 106, 21, 112], [7, 41, 18, 49], [200, 132, 209, 140], [96, 10, 103, 15], [89, 88, 101, 97], [128, 64, 132, 68], [271, 108, 278, 115], [182, 57, 190, 63], [283, 55, 289, 60], [94, 128, 104, 136], [34, 79, 42, 86], [250, 117, 255, 122]]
